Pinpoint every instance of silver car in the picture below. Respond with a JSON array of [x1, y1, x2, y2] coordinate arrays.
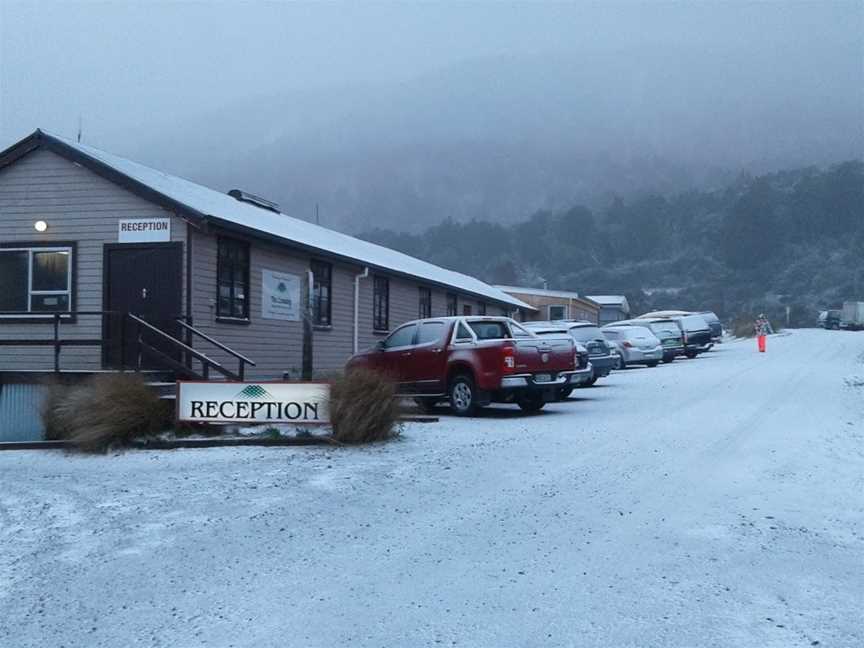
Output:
[[601, 325, 663, 367]]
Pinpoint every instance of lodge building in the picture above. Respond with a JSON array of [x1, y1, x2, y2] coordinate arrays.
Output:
[[0, 130, 533, 381]]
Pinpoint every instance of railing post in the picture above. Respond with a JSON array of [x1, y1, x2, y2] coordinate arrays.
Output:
[[53, 313, 60, 373], [203, 363, 209, 380], [119, 313, 127, 370], [136, 320, 143, 372], [238, 359, 245, 381]]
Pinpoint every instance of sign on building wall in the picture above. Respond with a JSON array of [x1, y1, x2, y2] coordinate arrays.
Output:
[[261, 269, 301, 320], [117, 218, 171, 243], [177, 381, 330, 424]]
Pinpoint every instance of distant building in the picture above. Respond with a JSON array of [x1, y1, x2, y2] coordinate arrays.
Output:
[[586, 295, 630, 325], [495, 286, 600, 323]]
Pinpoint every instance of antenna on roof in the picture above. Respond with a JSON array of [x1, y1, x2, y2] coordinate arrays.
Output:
[[77, 115, 83, 143]]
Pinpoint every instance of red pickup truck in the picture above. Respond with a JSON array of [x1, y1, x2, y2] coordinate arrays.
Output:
[[346, 316, 591, 415]]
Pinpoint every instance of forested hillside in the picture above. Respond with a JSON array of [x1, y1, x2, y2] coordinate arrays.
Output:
[[362, 161, 864, 323]]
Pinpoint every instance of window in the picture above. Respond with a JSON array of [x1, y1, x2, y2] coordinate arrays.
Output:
[[311, 260, 332, 326], [548, 304, 567, 320], [477, 302, 487, 316], [417, 321, 445, 345], [0, 245, 72, 315], [419, 287, 432, 319], [455, 322, 473, 341], [462, 304, 472, 316], [384, 323, 416, 348], [217, 237, 249, 320], [446, 293, 458, 316], [468, 321, 507, 340], [509, 322, 533, 338], [373, 275, 389, 331]]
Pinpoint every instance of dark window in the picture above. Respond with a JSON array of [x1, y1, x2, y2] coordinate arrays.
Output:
[[549, 305, 566, 320], [446, 293, 458, 316], [216, 237, 249, 319], [311, 260, 332, 326], [462, 304, 472, 316], [468, 321, 508, 340], [0, 246, 72, 314], [455, 322, 473, 341], [419, 287, 432, 319], [477, 302, 487, 316], [384, 323, 416, 348], [373, 275, 389, 331], [417, 321, 445, 345]]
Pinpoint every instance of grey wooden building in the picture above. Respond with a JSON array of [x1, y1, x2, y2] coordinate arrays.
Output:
[[0, 130, 533, 381]]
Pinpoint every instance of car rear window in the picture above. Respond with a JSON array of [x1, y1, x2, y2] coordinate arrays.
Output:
[[468, 321, 508, 340], [649, 322, 679, 336], [568, 325, 604, 342], [681, 315, 710, 331]]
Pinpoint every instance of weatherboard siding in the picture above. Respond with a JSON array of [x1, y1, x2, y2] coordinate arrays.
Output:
[[0, 148, 187, 371]]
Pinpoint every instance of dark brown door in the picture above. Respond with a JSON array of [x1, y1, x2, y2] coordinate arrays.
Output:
[[103, 243, 183, 368]]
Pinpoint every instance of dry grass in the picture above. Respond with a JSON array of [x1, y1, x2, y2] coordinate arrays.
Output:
[[40, 373, 169, 452], [329, 368, 400, 444]]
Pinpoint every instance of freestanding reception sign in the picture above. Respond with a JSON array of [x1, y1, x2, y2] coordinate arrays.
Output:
[[177, 382, 330, 424]]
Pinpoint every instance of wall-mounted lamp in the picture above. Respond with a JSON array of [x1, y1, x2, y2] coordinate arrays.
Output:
[[34, 220, 48, 233]]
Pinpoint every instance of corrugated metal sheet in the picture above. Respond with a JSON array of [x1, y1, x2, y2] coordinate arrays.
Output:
[[0, 383, 46, 441]]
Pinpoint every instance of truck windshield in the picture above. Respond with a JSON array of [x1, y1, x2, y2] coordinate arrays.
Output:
[[468, 321, 508, 340]]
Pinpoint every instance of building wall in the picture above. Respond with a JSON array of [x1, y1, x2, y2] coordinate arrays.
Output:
[[597, 305, 628, 325], [502, 291, 599, 324], [0, 148, 187, 371], [0, 148, 519, 379]]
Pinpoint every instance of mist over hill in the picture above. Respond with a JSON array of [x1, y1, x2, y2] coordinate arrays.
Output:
[[129, 43, 862, 234], [361, 160, 864, 324]]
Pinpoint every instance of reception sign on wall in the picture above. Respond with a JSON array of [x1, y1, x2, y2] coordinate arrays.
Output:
[[177, 382, 330, 424], [261, 269, 301, 321], [117, 218, 171, 243]]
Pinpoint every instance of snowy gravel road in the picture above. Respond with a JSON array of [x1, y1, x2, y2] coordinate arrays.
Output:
[[1, 329, 862, 648]]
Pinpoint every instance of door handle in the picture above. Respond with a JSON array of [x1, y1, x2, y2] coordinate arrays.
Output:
[[401, 352, 412, 357], [431, 348, 443, 353]]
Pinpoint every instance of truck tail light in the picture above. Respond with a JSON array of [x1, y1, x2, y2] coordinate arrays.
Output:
[[502, 345, 516, 373], [622, 341, 633, 348]]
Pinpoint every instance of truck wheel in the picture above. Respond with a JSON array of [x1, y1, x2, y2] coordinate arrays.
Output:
[[647, 361, 659, 368], [557, 387, 574, 400], [413, 397, 437, 414], [583, 376, 598, 387], [448, 375, 477, 416], [617, 356, 626, 370], [517, 393, 545, 413], [685, 350, 697, 359], [663, 355, 675, 364]]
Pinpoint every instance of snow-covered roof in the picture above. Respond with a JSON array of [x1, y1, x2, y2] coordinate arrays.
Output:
[[495, 285, 591, 301], [586, 295, 630, 309], [20, 131, 534, 311]]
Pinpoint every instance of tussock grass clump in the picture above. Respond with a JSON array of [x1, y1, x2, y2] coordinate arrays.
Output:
[[329, 368, 400, 444], [41, 374, 169, 452], [40, 378, 74, 441]]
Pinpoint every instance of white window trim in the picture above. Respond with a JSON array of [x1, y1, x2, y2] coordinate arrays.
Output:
[[0, 246, 73, 317]]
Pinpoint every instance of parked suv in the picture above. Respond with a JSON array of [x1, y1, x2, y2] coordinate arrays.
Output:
[[524, 321, 617, 385], [600, 326, 663, 367], [638, 313, 713, 358], [604, 318, 683, 363], [346, 317, 591, 415], [698, 311, 724, 342]]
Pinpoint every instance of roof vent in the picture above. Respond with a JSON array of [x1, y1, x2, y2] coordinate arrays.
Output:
[[228, 189, 280, 213]]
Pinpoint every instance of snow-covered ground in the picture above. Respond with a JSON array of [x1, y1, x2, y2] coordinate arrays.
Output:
[[1, 329, 862, 648]]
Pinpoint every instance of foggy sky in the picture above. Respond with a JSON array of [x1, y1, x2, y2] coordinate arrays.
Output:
[[1, 1, 862, 232]]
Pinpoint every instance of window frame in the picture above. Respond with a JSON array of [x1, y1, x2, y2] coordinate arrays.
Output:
[[418, 286, 432, 319], [216, 236, 251, 323], [477, 302, 487, 316], [372, 275, 390, 332], [310, 259, 332, 327], [548, 304, 567, 320], [0, 241, 76, 322]]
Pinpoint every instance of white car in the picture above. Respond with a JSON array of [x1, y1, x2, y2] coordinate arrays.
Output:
[[601, 326, 663, 368]]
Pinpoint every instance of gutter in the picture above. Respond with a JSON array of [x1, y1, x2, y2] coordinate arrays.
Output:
[[353, 266, 370, 353]]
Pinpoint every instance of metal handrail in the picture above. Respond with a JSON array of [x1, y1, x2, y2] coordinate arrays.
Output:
[[126, 314, 223, 368], [174, 319, 256, 366]]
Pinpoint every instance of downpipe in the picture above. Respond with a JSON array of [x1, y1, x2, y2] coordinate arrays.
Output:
[[353, 266, 370, 354]]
